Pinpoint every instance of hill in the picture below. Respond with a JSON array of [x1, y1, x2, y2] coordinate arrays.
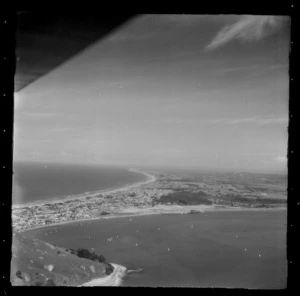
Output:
[[10, 231, 114, 286]]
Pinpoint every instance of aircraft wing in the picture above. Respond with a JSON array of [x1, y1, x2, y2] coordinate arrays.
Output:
[[15, 12, 135, 92]]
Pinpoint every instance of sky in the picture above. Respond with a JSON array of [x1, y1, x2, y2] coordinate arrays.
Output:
[[14, 14, 290, 173]]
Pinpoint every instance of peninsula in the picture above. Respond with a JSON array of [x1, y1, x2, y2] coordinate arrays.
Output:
[[12, 168, 287, 233]]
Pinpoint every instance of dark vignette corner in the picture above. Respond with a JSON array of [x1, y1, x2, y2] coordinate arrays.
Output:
[[0, 10, 16, 294], [287, 4, 298, 293]]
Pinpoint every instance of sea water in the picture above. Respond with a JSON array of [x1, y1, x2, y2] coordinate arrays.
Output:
[[27, 210, 287, 289], [12, 162, 147, 205]]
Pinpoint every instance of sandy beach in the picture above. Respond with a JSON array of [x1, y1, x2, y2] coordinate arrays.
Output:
[[12, 168, 156, 209], [79, 264, 127, 287], [14, 167, 286, 234], [19, 203, 286, 234]]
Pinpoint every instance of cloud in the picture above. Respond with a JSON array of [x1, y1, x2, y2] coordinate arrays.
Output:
[[108, 82, 124, 88], [206, 117, 288, 125], [59, 150, 70, 157], [106, 15, 206, 42], [275, 156, 287, 163], [152, 148, 186, 155], [206, 15, 287, 50], [240, 152, 278, 156], [268, 63, 289, 70], [143, 116, 288, 127], [214, 63, 288, 77], [21, 111, 56, 117], [30, 150, 44, 156], [216, 64, 260, 74], [157, 14, 206, 26], [49, 127, 74, 132], [35, 139, 52, 143]]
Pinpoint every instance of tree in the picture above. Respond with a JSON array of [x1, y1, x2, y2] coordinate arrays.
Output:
[[15, 270, 23, 279], [45, 279, 56, 286]]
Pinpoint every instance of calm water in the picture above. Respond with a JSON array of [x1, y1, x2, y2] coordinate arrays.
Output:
[[28, 210, 287, 289], [12, 162, 146, 205]]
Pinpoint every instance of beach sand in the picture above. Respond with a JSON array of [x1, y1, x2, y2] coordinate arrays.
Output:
[[79, 264, 127, 286], [19, 203, 286, 234], [13, 168, 156, 209]]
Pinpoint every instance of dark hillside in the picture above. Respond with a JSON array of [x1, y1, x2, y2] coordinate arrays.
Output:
[[10, 231, 113, 286]]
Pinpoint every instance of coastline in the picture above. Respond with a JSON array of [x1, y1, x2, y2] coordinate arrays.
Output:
[[19, 204, 286, 234], [12, 166, 287, 288], [12, 168, 156, 209], [79, 264, 127, 287], [14, 167, 286, 234]]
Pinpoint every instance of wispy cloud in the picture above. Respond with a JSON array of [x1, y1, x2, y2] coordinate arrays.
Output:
[[106, 15, 206, 43], [59, 150, 71, 157], [216, 64, 260, 74], [275, 155, 287, 163], [214, 63, 288, 77], [206, 117, 288, 125], [157, 14, 206, 26], [240, 152, 278, 156], [30, 150, 44, 156], [268, 63, 289, 70], [49, 127, 74, 132], [206, 15, 287, 50], [21, 111, 56, 117], [34, 139, 52, 143], [141, 116, 288, 126], [152, 148, 186, 155]]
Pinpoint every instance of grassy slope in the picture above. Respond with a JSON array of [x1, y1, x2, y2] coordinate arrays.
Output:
[[10, 232, 111, 286]]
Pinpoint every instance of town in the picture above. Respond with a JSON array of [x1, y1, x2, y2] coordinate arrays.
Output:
[[12, 169, 287, 232]]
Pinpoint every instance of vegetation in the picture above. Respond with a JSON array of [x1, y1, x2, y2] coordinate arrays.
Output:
[[68, 248, 108, 264], [45, 279, 56, 286], [164, 178, 193, 182], [221, 194, 286, 206], [159, 191, 213, 205], [34, 281, 43, 286], [219, 194, 287, 208], [66, 248, 115, 275], [189, 210, 201, 214], [15, 270, 23, 279], [105, 263, 114, 275], [32, 279, 56, 286], [258, 198, 286, 204]]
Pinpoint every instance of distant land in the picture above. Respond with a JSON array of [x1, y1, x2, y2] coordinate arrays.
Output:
[[11, 165, 287, 287], [12, 166, 287, 232]]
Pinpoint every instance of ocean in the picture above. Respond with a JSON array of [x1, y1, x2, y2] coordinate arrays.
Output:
[[12, 162, 147, 205], [27, 210, 287, 288]]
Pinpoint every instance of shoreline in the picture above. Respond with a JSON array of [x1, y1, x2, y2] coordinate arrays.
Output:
[[13, 168, 286, 234], [19, 204, 286, 234], [79, 264, 127, 287], [12, 168, 156, 209]]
